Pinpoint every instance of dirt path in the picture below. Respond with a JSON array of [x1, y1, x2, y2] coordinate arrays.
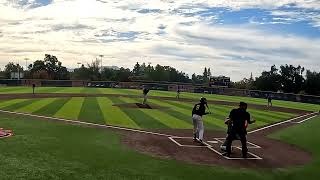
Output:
[[122, 112, 318, 168]]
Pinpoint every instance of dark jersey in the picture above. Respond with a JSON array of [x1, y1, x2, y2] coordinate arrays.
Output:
[[143, 88, 149, 95], [192, 103, 208, 116], [229, 108, 251, 134]]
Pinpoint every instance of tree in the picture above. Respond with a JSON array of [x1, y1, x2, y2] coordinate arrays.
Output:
[[72, 65, 89, 80], [232, 77, 254, 89], [304, 70, 320, 95], [203, 67, 208, 82], [4, 62, 23, 79], [207, 68, 212, 78], [87, 60, 101, 81], [279, 64, 305, 93], [254, 65, 281, 91], [101, 67, 116, 81], [133, 62, 141, 76], [29, 54, 69, 80], [116, 68, 131, 81], [192, 73, 204, 84]]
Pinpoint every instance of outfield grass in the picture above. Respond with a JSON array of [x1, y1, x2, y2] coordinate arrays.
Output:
[[0, 112, 319, 179], [0, 96, 295, 131], [1, 86, 319, 112], [269, 116, 320, 180]]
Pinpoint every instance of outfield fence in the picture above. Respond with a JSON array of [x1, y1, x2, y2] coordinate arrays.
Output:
[[0, 79, 319, 105]]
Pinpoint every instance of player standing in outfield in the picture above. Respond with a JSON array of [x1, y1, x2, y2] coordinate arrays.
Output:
[[222, 102, 255, 158], [267, 94, 272, 107], [192, 97, 210, 144], [142, 86, 150, 104], [176, 86, 180, 99], [32, 83, 36, 95]]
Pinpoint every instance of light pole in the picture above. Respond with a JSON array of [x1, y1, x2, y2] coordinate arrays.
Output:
[[17, 60, 20, 80], [99, 55, 104, 71], [77, 62, 82, 68], [24, 58, 29, 70]]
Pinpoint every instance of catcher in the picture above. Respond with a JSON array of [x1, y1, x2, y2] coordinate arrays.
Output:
[[221, 102, 255, 158]]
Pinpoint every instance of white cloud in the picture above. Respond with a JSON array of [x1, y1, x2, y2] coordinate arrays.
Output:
[[0, 0, 319, 81]]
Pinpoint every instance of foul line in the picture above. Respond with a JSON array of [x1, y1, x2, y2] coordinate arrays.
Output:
[[215, 138, 261, 148], [248, 112, 318, 134], [0, 109, 172, 137], [292, 115, 318, 124]]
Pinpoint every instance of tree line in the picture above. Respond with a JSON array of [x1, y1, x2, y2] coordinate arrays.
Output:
[[1, 54, 320, 95], [231, 65, 320, 95]]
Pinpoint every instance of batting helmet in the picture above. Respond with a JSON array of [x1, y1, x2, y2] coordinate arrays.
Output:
[[200, 97, 207, 104]]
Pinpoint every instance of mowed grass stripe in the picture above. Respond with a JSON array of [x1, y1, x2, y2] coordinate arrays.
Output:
[[116, 89, 141, 95], [143, 109, 192, 129], [54, 97, 84, 120], [212, 105, 270, 128], [78, 97, 105, 124], [0, 99, 28, 109], [249, 109, 295, 120], [99, 88, 128, 94], [1, 99, 40, 111], [15, 98, 57, 113], [109, 97, 169, 129], [1, 87, 32, 93], [56, 87, 83, 93], [33, 98, 71, 116], [80, 87, 102, 94], [35, 87, 66, 93], [161, 99, 226, 129], [0, 87, 28, 93], [97, 97, 139, 128], [150, 99, 222, 130], [213, 105, 288, 125]]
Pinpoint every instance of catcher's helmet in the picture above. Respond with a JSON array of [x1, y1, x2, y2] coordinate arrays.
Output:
[[200, 97, 207, 104]]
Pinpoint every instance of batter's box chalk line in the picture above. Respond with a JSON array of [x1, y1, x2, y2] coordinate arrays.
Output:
[[214, 138, 261, 149], [168, 136, 208, 148], [168, 136, 263, 160]]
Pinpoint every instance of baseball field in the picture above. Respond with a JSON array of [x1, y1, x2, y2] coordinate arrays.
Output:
[[0, 86, 319, 180]]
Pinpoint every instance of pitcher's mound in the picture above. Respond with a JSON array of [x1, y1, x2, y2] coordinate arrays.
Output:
[[113, 103, 167, 109]]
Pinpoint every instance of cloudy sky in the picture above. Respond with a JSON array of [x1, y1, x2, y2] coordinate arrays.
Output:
[[0, 0, 319, 81]]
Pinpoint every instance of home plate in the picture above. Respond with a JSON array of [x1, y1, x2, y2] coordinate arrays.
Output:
[[207, 140, 218, 144]]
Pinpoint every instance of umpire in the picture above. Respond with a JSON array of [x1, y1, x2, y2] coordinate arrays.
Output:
[[223, 102, 255, 158]]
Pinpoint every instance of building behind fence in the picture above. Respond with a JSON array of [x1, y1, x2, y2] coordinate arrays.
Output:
[[0, 79, 319, 105]]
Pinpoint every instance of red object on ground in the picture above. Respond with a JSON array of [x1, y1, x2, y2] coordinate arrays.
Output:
[[0, 128, 13, 138]]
